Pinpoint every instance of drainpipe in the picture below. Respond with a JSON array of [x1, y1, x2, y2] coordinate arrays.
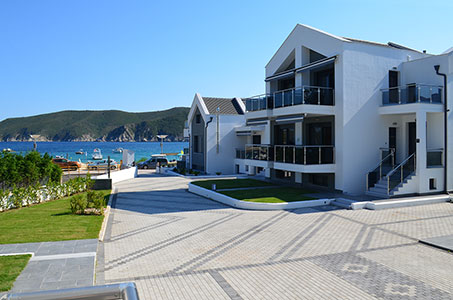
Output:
[[434, 65, 448, 193], [204, 117, 213, 173]]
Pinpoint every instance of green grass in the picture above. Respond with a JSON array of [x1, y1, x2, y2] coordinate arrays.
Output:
[[220, 187, 316, 203], [0, 190, 111, 244], [192, 179, 273, 190], [0, 254, 31, 291]]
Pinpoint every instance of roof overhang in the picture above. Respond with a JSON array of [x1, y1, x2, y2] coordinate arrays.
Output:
[[275, 114, 305, 124], [296, 56, 336, 73], [235, 126, 265, 136], [265, 56, 337, 82]]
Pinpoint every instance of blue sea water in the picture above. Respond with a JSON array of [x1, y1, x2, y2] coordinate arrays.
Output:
[[0, 141, 188, 163]]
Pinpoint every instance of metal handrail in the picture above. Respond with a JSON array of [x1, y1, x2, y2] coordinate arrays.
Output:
[[380, 84, 443, 91], [6, 282, 139, 300], [371, 150, 395, 171], [386, 152, 416, 177]]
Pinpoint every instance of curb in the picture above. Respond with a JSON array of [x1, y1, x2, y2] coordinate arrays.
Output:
[[98, 187, 116, 242], [188, 183, 333, 210]]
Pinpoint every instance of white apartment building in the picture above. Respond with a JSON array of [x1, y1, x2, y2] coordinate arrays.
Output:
[[187, 24, 453, 198]]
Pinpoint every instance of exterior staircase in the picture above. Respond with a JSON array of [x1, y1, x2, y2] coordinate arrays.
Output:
[[367, 173, 416, 198]]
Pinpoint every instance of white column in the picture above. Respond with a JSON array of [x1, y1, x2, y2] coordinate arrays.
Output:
[[416, 111, 427, 192], [295, 121, 303, 145]]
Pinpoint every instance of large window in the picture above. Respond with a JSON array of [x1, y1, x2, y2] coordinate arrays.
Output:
[[196, 114, 201, 123]]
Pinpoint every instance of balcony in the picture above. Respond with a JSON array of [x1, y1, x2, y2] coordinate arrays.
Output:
[[245, 86, 334, 112], [274, 145, 334, 165], [236, 144, 334, 165], [382, 84, 442, 106]]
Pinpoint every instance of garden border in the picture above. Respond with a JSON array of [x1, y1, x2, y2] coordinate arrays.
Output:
[[188, 183, 333, 210]]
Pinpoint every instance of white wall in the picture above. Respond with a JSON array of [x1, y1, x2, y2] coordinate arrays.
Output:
[[339, 42, 426, 195], [206, 114, 245, 175]]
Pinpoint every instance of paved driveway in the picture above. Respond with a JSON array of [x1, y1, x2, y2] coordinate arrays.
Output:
[[98, 171, 453, 299]]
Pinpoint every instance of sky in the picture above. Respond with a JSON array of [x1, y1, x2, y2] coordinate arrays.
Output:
[[0, 0, 452, 121]]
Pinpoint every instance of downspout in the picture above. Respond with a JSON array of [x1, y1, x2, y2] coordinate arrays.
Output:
[[434, 65, 448, 193], [204, 117, 213, 174]]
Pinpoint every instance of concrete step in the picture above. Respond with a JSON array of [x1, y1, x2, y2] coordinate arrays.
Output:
[[366, 190, 389, 199], [330, 200, 351, 209]]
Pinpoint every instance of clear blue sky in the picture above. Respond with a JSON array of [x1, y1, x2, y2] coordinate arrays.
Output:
[[0, 0, 451, 121]]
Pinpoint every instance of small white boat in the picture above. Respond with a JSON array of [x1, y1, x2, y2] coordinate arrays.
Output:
[[75, 149, 84, 155], [92, 148, 103, 160], [113, 147, 123, 153], [2, 148, 13, 152]]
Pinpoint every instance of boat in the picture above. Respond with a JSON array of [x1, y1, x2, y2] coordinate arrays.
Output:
[[92, 148, 103, 160], [2, 148, 13, 152], [113, 147, 123, 153], [75, 149, 84, 155]]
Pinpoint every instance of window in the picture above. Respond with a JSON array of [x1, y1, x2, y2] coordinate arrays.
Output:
[[196, 114, 201, 123], [194, 136, 199, 153], [429, 178, 437, 190]]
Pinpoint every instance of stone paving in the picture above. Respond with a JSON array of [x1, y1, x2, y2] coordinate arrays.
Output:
[[2, 239, 97, 293], [98, 171, 453, 299]]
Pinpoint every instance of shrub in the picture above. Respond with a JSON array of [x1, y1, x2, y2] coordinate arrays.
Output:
[[193, 171, 200, 176], [70, 194, 87, 214], [216, 172, 221, 176]]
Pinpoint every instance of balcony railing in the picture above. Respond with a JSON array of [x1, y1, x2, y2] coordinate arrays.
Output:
[[245, 86, 335, 112], [245, 144, 273, 161], [274, 145, 334, 165], [427, 148, 443, 167], [382, 84, 442, 106], [236, 144, 335, 165]]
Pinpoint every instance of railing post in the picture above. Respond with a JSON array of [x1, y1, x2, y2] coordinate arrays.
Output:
[[379, 163, 382, 179], [302, 87, 305, 104], [318, 88, 321, 105], [430, 87, 433, 103], [398, 88, 401, 104], [292, 89, 294, 106], [401, 165, 404, 183], [387, 176, 390, 195], [318, 147, 321, 164], [304, 147, 307, 165], [293, 146, 296, 164], [418, 86, 421, 103]]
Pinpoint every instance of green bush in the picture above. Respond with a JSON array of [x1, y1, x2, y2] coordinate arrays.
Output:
[[0, 151, 62, 189], [70, 194, 87, 214]]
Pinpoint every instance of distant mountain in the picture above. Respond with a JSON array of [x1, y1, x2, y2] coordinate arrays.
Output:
[[0, 108, 190, 142]]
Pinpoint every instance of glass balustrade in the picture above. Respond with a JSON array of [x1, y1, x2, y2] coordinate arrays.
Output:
[[382, 84, 443, 106], [238, 145, 335, 165], [245, 86, 334, 111]]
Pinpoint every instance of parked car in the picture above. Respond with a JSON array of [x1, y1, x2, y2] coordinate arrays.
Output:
[[88, 159, 118, 170], [137, 156, 169, 169], [52, 158, 81, 170]]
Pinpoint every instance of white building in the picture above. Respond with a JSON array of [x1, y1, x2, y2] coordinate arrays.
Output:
[[185, 93, 245, 175], [187, 24, 453, 198]]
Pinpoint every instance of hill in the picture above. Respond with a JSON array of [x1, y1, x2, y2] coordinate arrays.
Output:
[[0, 108, 190, 142]]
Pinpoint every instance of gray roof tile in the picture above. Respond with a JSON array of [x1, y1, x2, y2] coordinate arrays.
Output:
[[202, 97, 244, 115]]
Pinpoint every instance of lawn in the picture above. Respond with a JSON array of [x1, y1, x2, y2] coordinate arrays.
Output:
[[192, 179, 273, 190], [0, 190, 110, 244], [220, 187, 316, 203], [0, 254, 31, 291]]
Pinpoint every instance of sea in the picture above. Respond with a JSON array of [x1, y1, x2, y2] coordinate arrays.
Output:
[[0, 141, 189, 163]]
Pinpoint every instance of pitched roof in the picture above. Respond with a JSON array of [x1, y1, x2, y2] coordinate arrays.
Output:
[[343, 37, 422, 53], [201, 97, 244, 115]]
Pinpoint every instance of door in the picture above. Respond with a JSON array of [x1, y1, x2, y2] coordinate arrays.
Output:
[[389, 71, 399, 103], [408, 122, 416, 156]]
